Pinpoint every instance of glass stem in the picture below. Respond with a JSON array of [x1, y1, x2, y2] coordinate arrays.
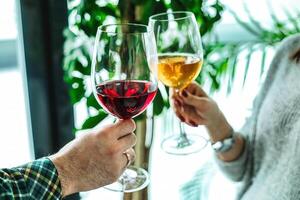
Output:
[[121, 169, 129, 192], [177, 121, 191, 148], [173, 88, 192, 148]]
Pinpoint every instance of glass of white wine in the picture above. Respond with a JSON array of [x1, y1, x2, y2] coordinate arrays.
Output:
[[149, 11, 207, 155]]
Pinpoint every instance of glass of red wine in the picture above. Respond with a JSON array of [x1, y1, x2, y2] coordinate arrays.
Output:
[[91, 23, 158, 192]]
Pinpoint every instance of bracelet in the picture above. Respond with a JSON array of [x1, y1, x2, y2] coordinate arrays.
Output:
[[211, 130, 235, 153]]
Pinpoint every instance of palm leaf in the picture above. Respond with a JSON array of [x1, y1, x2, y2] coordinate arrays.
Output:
[[227, 50, 238, 95], [260, 48, 267, 78], [227, 6, 261, 38], [242, 2, 268, 36], [282, 7, 300, 32], [243, 45, 254, 86]]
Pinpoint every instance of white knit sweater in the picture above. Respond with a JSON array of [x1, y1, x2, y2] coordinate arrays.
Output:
[[216, 34, 300, 200]]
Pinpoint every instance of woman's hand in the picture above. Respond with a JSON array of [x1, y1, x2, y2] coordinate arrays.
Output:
[[171, 82, 245, 161], [170, 82, 232, 142]]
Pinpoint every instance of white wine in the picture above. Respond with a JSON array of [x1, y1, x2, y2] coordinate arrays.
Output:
[[158, 53, 202, 90]]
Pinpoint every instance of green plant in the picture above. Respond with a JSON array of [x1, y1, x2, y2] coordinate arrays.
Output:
[[63, 2, 300, 198], [207, 2, 300, 94], [64, 0, 300, 131], [63, 0, 224, 130]]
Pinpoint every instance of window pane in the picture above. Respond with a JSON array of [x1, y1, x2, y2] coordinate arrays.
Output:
[[220, 0, 300, 25], [0, 0, 33, 168], [0, 0, 17, 39]]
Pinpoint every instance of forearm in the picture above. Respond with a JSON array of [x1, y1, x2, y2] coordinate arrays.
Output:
[[205, 115, 248, 181]]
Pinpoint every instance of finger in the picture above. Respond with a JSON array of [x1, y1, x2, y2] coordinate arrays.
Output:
[[170, 93, 182, 111], [169, 87, 175, 98], [185, 117, 206, 127], [173, 104, 200, 124], [169, 87, 184, 102], [174, 107, 205, 126], [173, 107, 186, 122], [172, 100, 186, 120], [123, 152, 130, 168], [171, 97, 183, 110], [179, 105, 207, 125], [171, 90, 208, 125], [182, 82, 208, 97], [118, 133, 137, 151], [179, 91, 209, 111], [122, 148, 135, 168], [174, 104, 185, 122], [113, 119, 136, 139], [126, 148, 136, 164]]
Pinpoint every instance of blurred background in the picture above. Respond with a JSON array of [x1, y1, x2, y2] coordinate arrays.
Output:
[[0, 0, 299, 199]]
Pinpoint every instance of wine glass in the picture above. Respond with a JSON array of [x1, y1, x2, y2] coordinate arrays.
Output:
[[149, 11, 207, 155], [91, 23, 158, 192]]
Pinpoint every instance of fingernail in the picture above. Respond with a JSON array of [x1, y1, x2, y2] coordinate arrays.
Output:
[[179, 115, 185, 122], [174, 100, 179, 106], [189, 121, 198, 127], [181, 90, 188, 98], [174, 100, 181, 106]]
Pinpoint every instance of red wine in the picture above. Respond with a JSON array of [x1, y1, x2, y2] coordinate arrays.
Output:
[[96, 80, 157, 119]]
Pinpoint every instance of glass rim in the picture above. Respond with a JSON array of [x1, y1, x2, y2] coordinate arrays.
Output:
[[149, 11, 194, 22], [98, 23, 151, 34]]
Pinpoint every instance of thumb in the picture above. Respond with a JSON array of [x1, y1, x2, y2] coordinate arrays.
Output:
[[112, 119, 136, 139]]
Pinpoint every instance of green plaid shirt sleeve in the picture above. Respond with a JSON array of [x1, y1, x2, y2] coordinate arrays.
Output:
[[0, 157, 62, 199]]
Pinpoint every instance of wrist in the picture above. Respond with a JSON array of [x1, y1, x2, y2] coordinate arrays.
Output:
[[211, 129, 235, 153], [206, 115, 232, 143], [49, 154, 76, 197], [217, 134, 245, 162]]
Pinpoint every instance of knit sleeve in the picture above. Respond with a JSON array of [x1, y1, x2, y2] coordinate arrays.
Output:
[[213, 133, 249, 181], [213, 86, 258, 182], [214, 33, 300, 183]]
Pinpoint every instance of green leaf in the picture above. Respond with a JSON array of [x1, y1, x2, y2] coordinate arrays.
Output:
[[137, 0, 167, 24], [227, 52, 238, 95], [282, 7, 300, 32], [68, 58, 90, 76], [243, 46, 254, 86], [81, 110, 108, 129], [100, 4, 118, 17], [243, 2, 267, 35], [86, 93, 101, 110], [208, 70, 220, 93], [68, 77, 85, 104], [217, 58, 229, 75], [153, 89, 165, 116], [260, 48, 267, 77], [134, 112, 146, 121], [227, 7, 261, 37], [170, 0, 187, 11]]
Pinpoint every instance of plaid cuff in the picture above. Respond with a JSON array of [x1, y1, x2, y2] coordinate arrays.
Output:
[[0, 158, 62, 199]]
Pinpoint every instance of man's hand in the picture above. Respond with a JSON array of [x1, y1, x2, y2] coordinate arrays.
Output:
[[49, 119, 136, 197]]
